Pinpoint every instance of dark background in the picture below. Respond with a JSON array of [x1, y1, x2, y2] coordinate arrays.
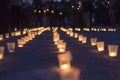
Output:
[[0, 0, 120, 33]]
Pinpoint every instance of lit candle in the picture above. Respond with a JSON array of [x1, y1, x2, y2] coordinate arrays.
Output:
[[57, 51, 72, 70], [7, 42, 15, 53], [82, 37, 87, 43], [0, 35, 3, 41], [90, 38, 97, 46], [97, 41, 104, 52], [0, 46, 4, 60], [17, 39, 24, 47], [108, 45, 118, 57]]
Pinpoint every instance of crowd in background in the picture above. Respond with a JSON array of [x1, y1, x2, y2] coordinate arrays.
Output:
[[0, 0, 120, 33]]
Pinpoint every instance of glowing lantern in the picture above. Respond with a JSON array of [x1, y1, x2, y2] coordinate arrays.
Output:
[[24, 36, 29, 42], [55, 40, 64, 45], [11, 32, 15, 37], [103, 28, 106, 31], [57, 42, 66, 53], [82, 37, 87, 43], [74, 33, 78, 38], [0, 46, 4, 60], [7, 42, 15, 53], [0, 35, 3, 41], [60, 68, 80, 80], [57, 52, 72, 70], [5, 33, 9, 38], [108, 45, 118, 57], [21, 38, 26, 44], [114, 29, 116, 31], [17, 39, 24, 47], [53, 34, 60, 42], [78, 35, 83, 41], [23, 30, 27, 34], [15, 31, 21, 36], [90, 38, 97, 46], [96, 41, 104, 52], [67, 31, 70, 34], [70, 32, 74, 37]]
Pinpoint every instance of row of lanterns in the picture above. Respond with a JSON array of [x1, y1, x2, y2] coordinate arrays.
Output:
[[61, 27, 117, 32], [52, 28, 80, 80], [61, 28, 119, 58], [0, 30, 28, 41], [0, 27, 50, 60], [81, 27, 116, 32], [52, 28, 72, 71]]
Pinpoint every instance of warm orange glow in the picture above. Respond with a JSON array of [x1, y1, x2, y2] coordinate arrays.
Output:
[[59, 48, 66, 53], [18, 39, 24, 47], [82, 37, 87, 43], [59, 68, 80, 80], [70, 32, 74, 37], [0, 54, 3, 60], [0, 35, 3, 41], [83, 28, 90, 31], [11, 32, 15, 36], [18, 45, 23, 48], [7, 42, 15, 53], [0, 47, 4, 60], [78, 35, 83, 41], [57, 42, 66, 53], [58, 52, 72, 70], [0, 46, 4, 60], [15, 31, 21, 36], [61, 64, 70, 70], [108, 45, 118, 57], [97, 41, 104, 52], [74, 33, 78, 38], [5, 33, 9, 38], [109, 52, 117, 57], [90, 38, 97, 46]]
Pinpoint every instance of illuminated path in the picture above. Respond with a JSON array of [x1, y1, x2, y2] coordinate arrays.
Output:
[[0, 30, 120, 80]]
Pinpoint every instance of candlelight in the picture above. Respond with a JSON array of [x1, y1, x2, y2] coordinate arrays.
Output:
[[0, 35, 3, 41], [0, 46, 4, 60], [90, 38, 97, 46], [78, 35, 83, 41], [97, 41, 104, 52], [5, 33, 9, 38], [70, 32, 74, 37], [108, 45, 118, 57], [57, 52, 72, 70], [82, 37, 87, 43], [17, 39, 24, 47], [11, 32, 15, 37], [57, 42, 66, 53], [74, 33, 78, 38], [7, 42, 15, 53]]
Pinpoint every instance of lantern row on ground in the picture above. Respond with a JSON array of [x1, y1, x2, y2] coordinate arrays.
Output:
[[52, 28, 73, 71], [53, 28, 66, 53], [61, 27, 119, 58], [0, 27, 50, 60]]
